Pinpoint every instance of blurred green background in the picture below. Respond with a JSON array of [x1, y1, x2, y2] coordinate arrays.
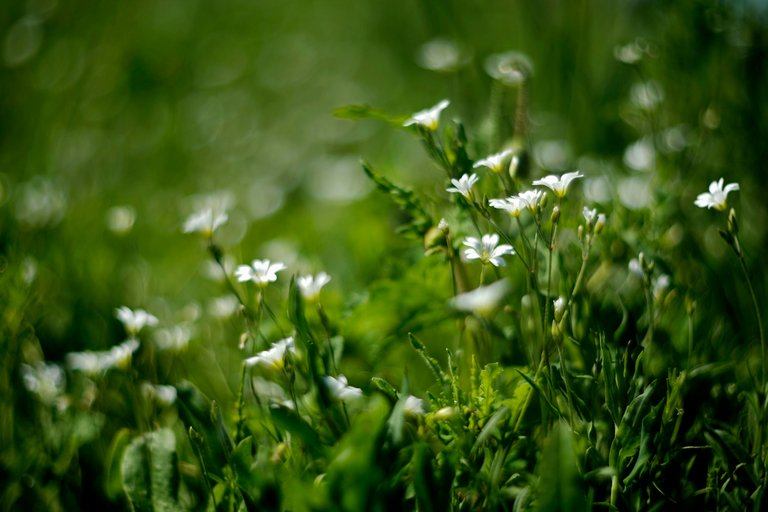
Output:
[[2, 0, 768, 508]]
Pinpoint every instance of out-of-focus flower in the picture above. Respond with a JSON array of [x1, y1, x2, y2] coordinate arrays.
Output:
[[489, 196, 526, 217], [451, 279, 510, 316], [533, 171, 583, 198], [583, 207, 597, 225], [485, 51, 533, 86], [462, 234, 514, 267], [628, 258, 644, 279], [115, 307, 158, 336], [324, 374, 363, 401], [140, 382, 177, 407], [447, 173, 479, 199], [235, 259, 287, 286], [653, 274, 671, 301], [473, 149, 513, 174], [553, 296, 566, 322], [21, 361, 65, 405], [154, 325, 192, 352], [245, 337, 295, 371], [183, 207, 228, 237], [518, 190, 545, 212], [66, 338, 140, 375], [404, 395, 425, 415], [694, 178, 739, 211], [298, 272, 331, 302], [403, 99, 449, 131], [416, 38, 470, 72]]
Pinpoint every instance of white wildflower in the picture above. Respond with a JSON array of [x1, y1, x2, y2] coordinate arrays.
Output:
[[533, 171, 584, 198], [66, 338, 140, 375], [403, 99, 450, 131], [694, 178, 739, 211], [154, 325, 192, 352], [235, 259, 287, 286], [245, 337, 295, 371], [473, 149, 514, 173], [183, 207, 228, 237], [446, 173, 479, 199], [324, 374, 363, 401], [404, 395, 426, 415], [21, 362, 65, 405], [450, 279, 510, 316], [518, 189, 545, 212], [489, 196, 526, 217], [297, 272, 331, 302], [115, 306, 158, 336], [462, 234, 515, 267]]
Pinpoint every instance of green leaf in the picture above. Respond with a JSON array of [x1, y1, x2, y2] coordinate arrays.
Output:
[[408, 333, 448, 387], [537, 421, 587, 512], [121, 428, 184, 512]]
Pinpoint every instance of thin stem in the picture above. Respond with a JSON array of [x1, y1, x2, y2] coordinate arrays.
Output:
[[736, 250, 766, 390], [235, 364, 248, 443]]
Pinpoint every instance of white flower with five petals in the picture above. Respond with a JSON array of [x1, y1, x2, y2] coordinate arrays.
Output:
[[245, 337, 295, 371], [446, 173, 479, 199], [462, 234, 515, 267], [235, 259, 287, 286], [489, 196, 526, 217], [694, 178, 739, 211], [297, 272, 331, 302], [518, 189, 545, 211]]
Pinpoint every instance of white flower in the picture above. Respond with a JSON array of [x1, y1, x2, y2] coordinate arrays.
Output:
[[245, 337, 295, 371], [324, 374, 363, 401], [297, 272, 331, 302], [518, 189, 545, 211], [694, 178, 739, 211], [115, 306, 158, 336], [653, 274, 670, 301], [553, 296, 566, 321], [403, 395, 426, 415], [473, 149, 514, 173], [183, 207, 228, 237], [154, 325, 192, 352], [489, 196, 526, 217], [235, 259, 287, 286], [446, 173, 479, 199], [140, 382, 177, 407], [628, 258, 644, 278], [533, 171, 584, 198], [21, 362, 65, 405], [583, 207, 597, 225], [595, 213, 606, 234], [462, 234, 515, 267], [403, 99, 450, 131], [66, 338, 140, 375], [450, 279, 510, 316]]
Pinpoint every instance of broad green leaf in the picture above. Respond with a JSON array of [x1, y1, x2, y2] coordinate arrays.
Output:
[[537, 421, 587, 512], [121, 428, 184, 512]]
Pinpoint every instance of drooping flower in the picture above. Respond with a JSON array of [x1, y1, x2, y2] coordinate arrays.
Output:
[[694, 178, 739, 211], [450, 279, 510, 316], [403, 99, 450, 131], [297, 272, 331, 302], [462, 234, 515, 267], [323, 374, 363, 401], [473, 149, 514, 173], [533, 171, 584, 198], [490, 196, 526, 217], [245, 337, 295, 371], [235, 259, 287, 286], [183, 207, 228, 237], [115, 306, 158, 336], [446, 173, 479, 199], [66, 338, 141, 375]]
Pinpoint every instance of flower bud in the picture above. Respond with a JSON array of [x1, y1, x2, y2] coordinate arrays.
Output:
[[551, 206, 561, 224], [595, 214, 606, 235], [727, 208, 738, 236]]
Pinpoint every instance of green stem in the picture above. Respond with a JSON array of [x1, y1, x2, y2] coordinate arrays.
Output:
[[737, 251, 766, 390]]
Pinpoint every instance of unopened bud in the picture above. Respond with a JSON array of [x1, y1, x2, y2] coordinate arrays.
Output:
[[727, 208, 738, 236], [595, 214, 606, 235], [578, 225, 584, 241], [508, 155, 520, 178], [551, 206, 560, 224]]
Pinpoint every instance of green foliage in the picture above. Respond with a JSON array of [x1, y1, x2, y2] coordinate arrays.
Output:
[[121, 429, 183, 512]]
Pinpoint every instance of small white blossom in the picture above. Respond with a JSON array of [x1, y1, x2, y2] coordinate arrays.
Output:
[[518, 189, 545, 211], [553, 296, 566, 322], [154, 325, 192, 352], [245, 337, 295, 371], [583, 207, 597, 225], [404, 395, 426, 415], [653, 274, 671, 301], [595, 213, 606, 234], [628, 258, 644, 279], [533, 171, 584, 198], [235, 259, 287, 286], [21, 362, 65, 405], [462, 234, 515, 267], [297, 272, 331, 302], [490, 196, 526, 217], [324, 374, 363, 401], [140, 382, 177, 407], [403, 99, 450, 131], [694, 178, 739, 211], [473, 149, 514, 173], [66, 338, 140, 375], [115, 306, 158, 336], [450, 279, 510, 316], [446, 173, 479, 199], [183, 207, 228, 237]]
